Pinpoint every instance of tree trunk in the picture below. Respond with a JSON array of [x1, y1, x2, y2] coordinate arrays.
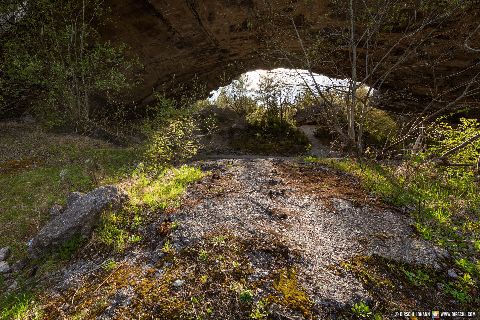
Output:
[[348, 0, 357, 149]]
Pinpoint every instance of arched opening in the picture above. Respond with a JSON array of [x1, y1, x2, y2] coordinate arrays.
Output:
[[200, 68, 395, 156]]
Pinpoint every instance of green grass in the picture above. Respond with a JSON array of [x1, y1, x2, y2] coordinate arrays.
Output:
[[0, 292, 42, 320], [95, 165, 204, 251], [310, 156, 480, 305], [0, 150, 136, 260], [0, 124, 138, 261], [0, 123, 205, 316], [128, 165, 204, 210]]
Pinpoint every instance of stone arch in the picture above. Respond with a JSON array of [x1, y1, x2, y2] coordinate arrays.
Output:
[[102, 0, 480, 114]]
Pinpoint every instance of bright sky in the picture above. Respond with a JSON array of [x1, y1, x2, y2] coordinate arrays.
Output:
[[209, 68, 351, 103]]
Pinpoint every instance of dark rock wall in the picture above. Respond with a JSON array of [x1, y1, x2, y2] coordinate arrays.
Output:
[[103, 0, 480, 114]]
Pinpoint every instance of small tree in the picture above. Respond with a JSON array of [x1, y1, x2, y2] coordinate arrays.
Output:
[[265, 0, 477, 156], [255, 73, 295, 130], [0, 0, 139, 129]]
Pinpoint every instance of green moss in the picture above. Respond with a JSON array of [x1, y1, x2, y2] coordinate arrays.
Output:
[[272, 268, 313, 316]]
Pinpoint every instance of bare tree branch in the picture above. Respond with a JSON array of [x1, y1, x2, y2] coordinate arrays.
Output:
[[438, 133, 480, 160], [465, 23, 480, 52]]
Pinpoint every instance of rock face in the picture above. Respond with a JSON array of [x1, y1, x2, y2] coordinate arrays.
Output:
[[102, 0, 480, 113], [28, 186, 128, 258]]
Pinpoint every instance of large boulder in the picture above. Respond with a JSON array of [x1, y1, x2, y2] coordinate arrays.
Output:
[[28, 186, 128, 258]]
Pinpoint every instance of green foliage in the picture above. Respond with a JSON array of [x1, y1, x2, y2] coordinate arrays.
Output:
[[209, 72, 314, 155], [443, 283, 471, 303], [162, 240, 174, 254], [456, 258, 480, 277], [362, 108, 398, 147], [254, 73, 296, 127], [97, 165, 203, 251], [217, 75, 258, 116], [0, 0, 139, 127], [401, 268, 431, 286], [142, 95, 201, 172], [426, 118, 480, 165], [198, 249, 209, 261], [102, 259, 118, 272], [144, 117, 198, 169], [295, 85, 398, 153], [351, 301, 372, 318], [239, 290, 254, 303], [215, 73, 299, 132], [0, 292, 42, 320], [249, 300, 269, 319], [97, 210, 132, 252], [128, 165, 204, 210]]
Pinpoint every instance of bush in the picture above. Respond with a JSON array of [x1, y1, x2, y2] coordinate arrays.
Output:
[[141, 95, 201, 172], [426, 118, 480, 166]]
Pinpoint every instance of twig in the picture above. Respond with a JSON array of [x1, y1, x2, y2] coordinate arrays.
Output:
[[439, 133, 480, 160]]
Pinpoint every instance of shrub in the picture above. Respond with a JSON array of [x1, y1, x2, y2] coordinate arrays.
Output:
[[425, 118, 480, 166], [351, 301, 372, 318], [142, 95, 200, 172]]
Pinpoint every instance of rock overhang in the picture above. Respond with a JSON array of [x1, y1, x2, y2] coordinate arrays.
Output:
[[101, 0, 480, 115]]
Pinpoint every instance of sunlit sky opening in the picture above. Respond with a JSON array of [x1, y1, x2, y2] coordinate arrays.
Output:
[[209, 68, 353, 103]]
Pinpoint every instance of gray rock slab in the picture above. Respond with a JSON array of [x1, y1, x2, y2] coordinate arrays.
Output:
[[28, 186, 128, 258], [0, 261, 11, 274]]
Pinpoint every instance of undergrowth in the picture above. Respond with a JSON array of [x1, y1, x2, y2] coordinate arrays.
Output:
[[0, 292, 42, 320], [0, 114, 205, 317], [230, 123, 310, 156]]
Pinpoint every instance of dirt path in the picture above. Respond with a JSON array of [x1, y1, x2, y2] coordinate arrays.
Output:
[[298, 125, 340, 158]]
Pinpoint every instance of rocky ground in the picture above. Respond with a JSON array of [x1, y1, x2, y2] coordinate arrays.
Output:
[[1, 120, 473, 319], [23, 157, 464, 319]]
